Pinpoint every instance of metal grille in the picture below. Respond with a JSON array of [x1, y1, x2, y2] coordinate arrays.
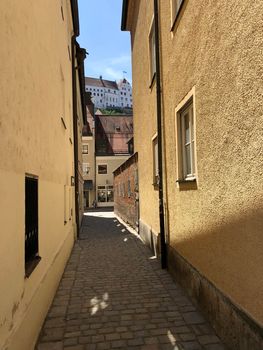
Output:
[[25, 177, 38, 263]]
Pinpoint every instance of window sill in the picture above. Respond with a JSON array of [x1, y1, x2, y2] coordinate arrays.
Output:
[[176, 178, 196, 184], [149, 73, 156, 90], [25, 256, 41, 278]]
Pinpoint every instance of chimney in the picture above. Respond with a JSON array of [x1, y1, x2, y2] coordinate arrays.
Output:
[[99, 75, 102, 80]]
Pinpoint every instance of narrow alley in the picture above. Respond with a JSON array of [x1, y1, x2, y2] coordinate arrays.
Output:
[[37, 210, 225, 350]]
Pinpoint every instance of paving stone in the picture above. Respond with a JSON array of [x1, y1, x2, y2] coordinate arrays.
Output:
[[204, 344, 226, 350], [183, 312, 206, 325], [78, 336, 91, 344], [105, 333, 121, 341], [41, 327, 64, 342], [180, 341, 202, 350], [128, 337, 144, 346], [111, 339, 127, 348], [96, 343, 111, 350], [64, 338, 79, 347], [36, 210, 225, 350], [37, 342, 63, 350], [198, 335, 220, 345]]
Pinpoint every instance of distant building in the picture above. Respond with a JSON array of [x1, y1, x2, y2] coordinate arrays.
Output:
[[85, 76, 133, 109], [114, 153, 139, 229], [95, 113, 133, 207], [82, 93, 96, 209]]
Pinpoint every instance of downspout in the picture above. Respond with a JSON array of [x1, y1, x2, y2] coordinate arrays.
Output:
[[71, 36, 80, 237], [154, 0, 167, 269]]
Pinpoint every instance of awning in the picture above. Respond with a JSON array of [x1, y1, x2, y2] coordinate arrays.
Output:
[[84, 180, 93, 190]]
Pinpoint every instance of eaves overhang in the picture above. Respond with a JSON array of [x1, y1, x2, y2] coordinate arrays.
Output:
[[121, 0, 129, 31], [70, 0, 80, 36]]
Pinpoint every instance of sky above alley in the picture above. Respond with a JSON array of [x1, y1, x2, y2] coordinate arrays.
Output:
[[78, 0, 132, 83]]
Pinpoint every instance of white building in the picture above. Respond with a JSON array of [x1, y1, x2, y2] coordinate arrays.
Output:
[[117, 78, 133, 108], [85, 76, 133, 109]]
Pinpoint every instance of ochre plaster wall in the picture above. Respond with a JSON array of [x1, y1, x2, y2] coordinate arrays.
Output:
[[130, 0, 160, 236], [128, 0, 263, 326], [158, 0, 263, 323], [0, 0, 77, 348]]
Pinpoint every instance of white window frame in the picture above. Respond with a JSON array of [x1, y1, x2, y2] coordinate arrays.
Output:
[[175, 87, 197, 182], [149, 16, 156, 83], [180, 102, 195, 179]]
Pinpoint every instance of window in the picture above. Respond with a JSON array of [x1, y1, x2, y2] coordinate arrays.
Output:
[[149, 18, 156, 82], [98, 164, 107, 174], [25, 175, 40, 276], [152, 136, 159, 187], [97, 185, 114, 203], [177, 99, 196, 180], [171, 0, 184, 28], [82, 144, 88, 154], [83, 163, 90, 175], [127, 180, 131, 197]]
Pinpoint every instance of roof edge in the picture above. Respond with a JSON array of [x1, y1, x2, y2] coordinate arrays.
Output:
[[70, 0, 80, 36], [121, 0, 129, 31]]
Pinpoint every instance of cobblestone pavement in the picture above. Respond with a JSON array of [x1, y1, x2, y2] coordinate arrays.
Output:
[[37, 210, 226, 350]]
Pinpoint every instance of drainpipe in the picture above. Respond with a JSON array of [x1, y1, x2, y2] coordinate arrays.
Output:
[[154, 0, 167, 269], [71, 36, 80, 237]]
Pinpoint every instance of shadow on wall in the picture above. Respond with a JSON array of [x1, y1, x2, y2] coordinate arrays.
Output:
[[168, 200, 263, 324]]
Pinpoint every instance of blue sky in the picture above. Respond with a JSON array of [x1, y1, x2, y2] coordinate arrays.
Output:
[[78, 0, 132, 83]]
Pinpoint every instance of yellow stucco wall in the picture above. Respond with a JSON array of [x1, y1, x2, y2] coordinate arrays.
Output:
[[0, 1, 80, 348], [128, 0, 263, 324], [130, 0, 160, 235]]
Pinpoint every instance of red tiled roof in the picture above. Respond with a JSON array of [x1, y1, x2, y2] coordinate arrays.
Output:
[[85, 77, 118, 90], [95, 114, 133, 155]]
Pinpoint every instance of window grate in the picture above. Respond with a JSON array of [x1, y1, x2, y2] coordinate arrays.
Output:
[[25, 177, 38, 264]]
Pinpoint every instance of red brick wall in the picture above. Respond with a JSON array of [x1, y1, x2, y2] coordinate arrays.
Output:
[[113, 153, 138, 228]]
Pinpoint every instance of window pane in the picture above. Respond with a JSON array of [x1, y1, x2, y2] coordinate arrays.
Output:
[[107, 190, 114, 202], [184, 113, 190, 144], [191, 110, 194, 142], [154, 141, 158, 176], [185, 144, 191, 175], [192, 141, 195, 174], [98, 190, 106, 202], [150, 22, 156, 77]]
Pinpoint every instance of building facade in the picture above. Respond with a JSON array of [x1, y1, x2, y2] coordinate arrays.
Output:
[[113, 153, 139, 229], [95, 113, 133, 207], [0, 1, 85, 349], [85, 76, 133, 109], [122, 0, 263, 349], [82, 93, 96, 209]]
